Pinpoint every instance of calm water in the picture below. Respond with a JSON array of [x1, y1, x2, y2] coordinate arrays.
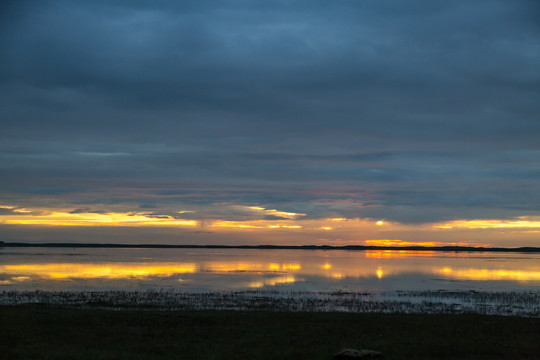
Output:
[[1, 247, 539, 293]]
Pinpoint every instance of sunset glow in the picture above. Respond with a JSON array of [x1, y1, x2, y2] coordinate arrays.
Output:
[[433, 217, 540, 230], [1, 205, 539, 247], [0, 210, 198, 227], [245, 206, 305, 219]]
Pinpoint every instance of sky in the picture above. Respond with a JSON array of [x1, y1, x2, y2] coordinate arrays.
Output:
[[1, 0, 539, 247]]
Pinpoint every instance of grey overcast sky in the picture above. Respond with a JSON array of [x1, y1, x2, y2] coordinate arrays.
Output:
[[1, 0, 540, 246]]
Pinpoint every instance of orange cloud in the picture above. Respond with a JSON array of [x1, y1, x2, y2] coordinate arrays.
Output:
[[243, 206, 305, 219], [433, 217, 540, 230], [0, 211, 198, 227], [211, 220, 302, 230]]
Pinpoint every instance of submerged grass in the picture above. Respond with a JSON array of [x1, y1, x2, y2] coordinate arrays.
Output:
[[2, 290, 539, 316], [1, 305, 539, 360]]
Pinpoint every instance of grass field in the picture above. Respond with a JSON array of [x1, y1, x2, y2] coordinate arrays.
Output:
[[1, 305, 539, 360]]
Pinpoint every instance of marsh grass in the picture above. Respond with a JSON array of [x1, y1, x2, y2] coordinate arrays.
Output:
[[1, 290, 538, 316], [1, 305, 539, 360]]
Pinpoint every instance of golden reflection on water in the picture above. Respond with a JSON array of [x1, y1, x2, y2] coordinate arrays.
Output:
[[249, 276, 296, 288], [0, 261, 302, 282], [203, 262, 301, 272], [434, 267, 540, 281], [365, 250, 436, 258], [1, 263, 197, 279], [282, 264, 301, 270], [203, 262, 265, 272], [1, 250, 539, 289]]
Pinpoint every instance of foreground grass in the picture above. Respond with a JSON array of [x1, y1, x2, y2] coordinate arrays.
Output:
[[1, 306, 539, 360]]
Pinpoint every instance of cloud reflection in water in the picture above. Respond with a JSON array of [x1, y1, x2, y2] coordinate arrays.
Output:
[[0, 248, 539, 291]]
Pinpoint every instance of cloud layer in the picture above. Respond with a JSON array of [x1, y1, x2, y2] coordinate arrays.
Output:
[[1, 1, 539, 245]]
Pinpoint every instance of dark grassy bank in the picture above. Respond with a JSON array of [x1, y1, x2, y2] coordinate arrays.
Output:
[[1, 306, 539, 360]]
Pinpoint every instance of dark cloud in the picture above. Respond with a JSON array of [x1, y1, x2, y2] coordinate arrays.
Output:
[[1, 0, 539, 226], [0, 208, 17, 215], [69, 208, 107, 214]]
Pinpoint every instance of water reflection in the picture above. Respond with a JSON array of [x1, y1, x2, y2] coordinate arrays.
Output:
[[249, 276, 296, 288], [433, 267, 540, 281], [1, 263, 197, 280], [364, 250, 437, 258], [376, 267, 384, 279], [1, 248, 539, 292]]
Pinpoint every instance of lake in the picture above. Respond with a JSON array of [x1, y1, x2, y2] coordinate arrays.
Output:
[[1, 247, 539, 293]]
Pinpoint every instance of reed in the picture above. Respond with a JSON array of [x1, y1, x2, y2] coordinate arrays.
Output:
[[1, 289, 538, 316]]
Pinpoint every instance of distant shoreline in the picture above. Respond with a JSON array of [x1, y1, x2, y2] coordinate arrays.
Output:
[[1, 242, 539, 252]]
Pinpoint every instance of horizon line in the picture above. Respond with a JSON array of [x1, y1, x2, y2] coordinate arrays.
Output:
[[1, 242, 539, 253]]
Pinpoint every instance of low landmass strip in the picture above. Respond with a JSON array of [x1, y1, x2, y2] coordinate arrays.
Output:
[[1, 242, 540, 252]]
